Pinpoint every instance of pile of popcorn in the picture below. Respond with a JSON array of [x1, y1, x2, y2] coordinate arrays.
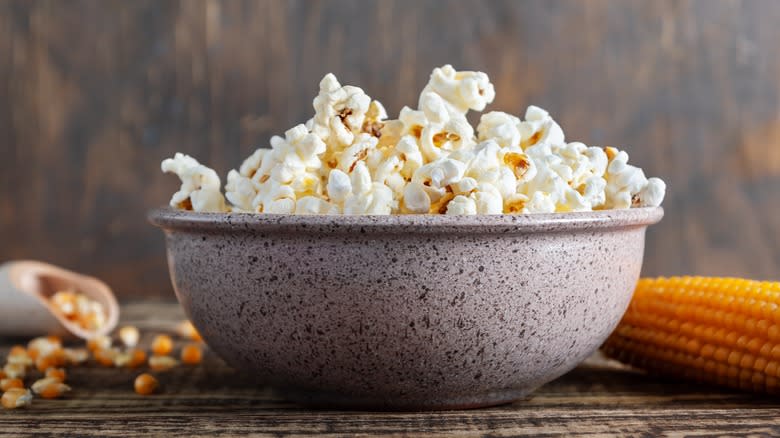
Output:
[[162, 65, 665, 215]]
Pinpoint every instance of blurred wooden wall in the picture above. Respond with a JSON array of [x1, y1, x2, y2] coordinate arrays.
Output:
[[1, 0, 778, 299]]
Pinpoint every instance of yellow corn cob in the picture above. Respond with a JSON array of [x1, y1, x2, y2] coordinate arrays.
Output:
[[601, 276, 780, 394]]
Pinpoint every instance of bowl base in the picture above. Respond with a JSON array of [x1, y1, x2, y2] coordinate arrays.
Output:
[[275, 387, 535, 411]]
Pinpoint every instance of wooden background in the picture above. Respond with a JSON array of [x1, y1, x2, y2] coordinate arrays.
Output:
[[0, 0, 778, 300]]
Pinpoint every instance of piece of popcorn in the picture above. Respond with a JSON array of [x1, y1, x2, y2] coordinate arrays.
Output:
[[524, 192, 557, 214], [336, 133, 378, 173], [504, 193, 529, 214], [252, 180, 296, 214], [402, 182, 432, 214], [445, 195, 477, 215], [361, 100, 388, 137], [477, 111, 522, 148], [604, 150, 649, 209], [311, 73, 371, 149], [420, 65, 496, 116], [295, 196, 340, 214], [395, 136, 424, 179], [161, 153, 228, 212], [578, 175, 607, 208], [419, 116, 475, 162], [412, 158, 467, 190], [238, 148, 268, 178], [326, 169, 352, 204], [451, 176, 478, 195], [225, 170, 259, 212], [519, 105, 565, 148], [469, 183, 504, 214], [634, 177, 666, 207]]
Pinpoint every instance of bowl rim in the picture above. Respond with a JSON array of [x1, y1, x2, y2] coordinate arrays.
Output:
[[148, 206, 663, 234]]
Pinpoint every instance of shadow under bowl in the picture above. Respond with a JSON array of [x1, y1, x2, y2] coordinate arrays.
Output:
[[149, 207, 663, 411]]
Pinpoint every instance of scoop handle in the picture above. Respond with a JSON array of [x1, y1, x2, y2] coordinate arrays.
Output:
[[0, 262, 68, 338]]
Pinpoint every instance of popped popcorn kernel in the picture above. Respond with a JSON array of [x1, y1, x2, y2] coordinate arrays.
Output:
[[164, 66, 665, 215], [2, 388, 32, 409]]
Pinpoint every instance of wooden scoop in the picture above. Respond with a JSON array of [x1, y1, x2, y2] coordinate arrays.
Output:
[[0, 260, 119, 339]]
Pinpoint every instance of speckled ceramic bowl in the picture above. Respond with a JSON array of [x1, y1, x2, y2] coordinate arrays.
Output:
[[149, 207, 663, 410]]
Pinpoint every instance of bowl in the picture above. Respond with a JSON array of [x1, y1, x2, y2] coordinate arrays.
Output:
[[149, 206, 663, 410]]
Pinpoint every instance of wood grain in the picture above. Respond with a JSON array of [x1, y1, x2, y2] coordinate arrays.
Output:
[[1, 302, 779, 437], [0, 0, 779, 299]]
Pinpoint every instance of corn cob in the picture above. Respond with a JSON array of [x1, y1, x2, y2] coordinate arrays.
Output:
[[601, 276, 780, 394]]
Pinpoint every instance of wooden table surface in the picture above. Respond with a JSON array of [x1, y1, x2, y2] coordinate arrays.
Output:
[[1, 302, 779, 437]]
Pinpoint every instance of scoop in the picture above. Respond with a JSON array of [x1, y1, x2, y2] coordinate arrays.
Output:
[[0, 260, 119, 339]]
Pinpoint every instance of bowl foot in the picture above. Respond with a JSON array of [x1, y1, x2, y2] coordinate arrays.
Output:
[[274, 387, 534, 411]]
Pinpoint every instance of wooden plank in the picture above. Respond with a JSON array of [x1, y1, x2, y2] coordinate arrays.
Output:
[[1, 302, 779, 436]]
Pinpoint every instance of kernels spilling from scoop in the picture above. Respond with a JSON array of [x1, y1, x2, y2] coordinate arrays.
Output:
[[49, 290, 107, 331], [163, 65, 665, 215]]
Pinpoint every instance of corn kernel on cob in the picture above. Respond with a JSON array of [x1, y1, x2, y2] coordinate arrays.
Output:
[[602, 276, 780, 394]]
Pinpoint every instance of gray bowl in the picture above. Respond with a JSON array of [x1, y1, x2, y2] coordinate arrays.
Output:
[[149, 207, 663, 410]]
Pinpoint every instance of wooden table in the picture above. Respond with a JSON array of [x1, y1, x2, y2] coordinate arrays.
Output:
[[1, 303, 778, 437]]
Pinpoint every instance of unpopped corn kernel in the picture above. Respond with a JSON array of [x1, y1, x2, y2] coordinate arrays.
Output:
[[176, 321, 203, 342], [180, 344, 203, 365], [45, 368, 66, 382], [0, 378, 24, 392], [1, 388, 32, 409], [151, 335, 174, 356], [134, 373, 159, 395], [3, 363, 26, 380], [148, 355, 179, 372], [31, 377, 71, 399]]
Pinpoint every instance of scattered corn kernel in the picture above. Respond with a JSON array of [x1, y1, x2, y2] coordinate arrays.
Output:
[[119, 326, 140, 348], [114, 349, 147, 368], [151, 335, 173, 356], [8, 345, 27, 357], [3, 363, 26, 379], [63, 348, 90, 365], [1, 388, 33, 409], [602, 276, 780, 394], [87, 335, 112, 352], [31, 377, 71, 399], [6, 346, 32, 367], [134, 373, 159, 395], [148, 355, 179, 372], [94, 348, 120, 367], [0, 378, 24, 392], [50, 289, 107, 331], [28, 336, 61, 361], [180, 343, 203, 365], [45, 368, 66, 382], [176, 321, 203, 342], [35, 349, 66, 373]]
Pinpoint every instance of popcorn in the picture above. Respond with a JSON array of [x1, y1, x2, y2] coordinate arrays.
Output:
[[311, 73, 372, 149], [163, 65, 665, 215], [477, 112, 522, 148], [420, 65, 496, 116], [161, 153, 227, 212], [445, 195, 477, 215]]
